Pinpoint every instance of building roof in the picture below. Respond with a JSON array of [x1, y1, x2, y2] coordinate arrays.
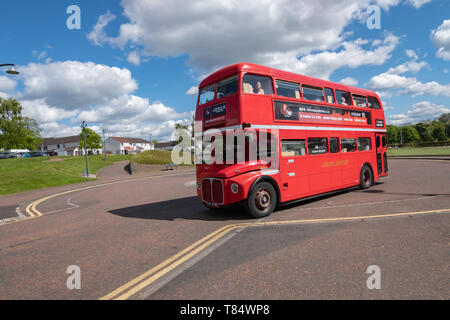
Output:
[[38, 135, 80, 147], [155, 141, 178, 148], [109, 137, 151, 144]]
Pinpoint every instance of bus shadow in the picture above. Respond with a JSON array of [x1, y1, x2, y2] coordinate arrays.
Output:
[[108, 196, 250, 222], [278, 188, 356, 211], [355, 189, 450, 197]]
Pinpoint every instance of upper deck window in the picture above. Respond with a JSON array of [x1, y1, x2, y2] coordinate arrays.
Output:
[[199, 84, 215, 105], [242, 74, 274, 95], [324, 88, 336, 104], [276, 80, 301, 99], [352, 94, 367, 108], [217, 75, 238, 99], [336, 90, 352, 106], [368, 96, 381, 109], [302, 85, 324, 102]]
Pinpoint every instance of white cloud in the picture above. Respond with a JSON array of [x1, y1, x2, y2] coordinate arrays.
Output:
[[431, 19, 450, 61], [387, 101, 450, 125], [186, 86, 198, 96], [18, 61, 138, 110], [127, 51, 141, 66], [405, 49, 418, 60], [21, 99, 79, 124], [265, 34, 399, 80], [339, 77, 359, 86], [10, 60, 191, 141], [39, 122, 81, 138], [87, 11, 117, 47], [0, 76, 17, 93], [367, 53, 449, 98], [405, 0, 432, 9], [88, 0, 402, 77]]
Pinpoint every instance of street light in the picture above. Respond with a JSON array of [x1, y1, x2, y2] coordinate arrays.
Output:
[[0, 64, 19, 75], [81, 121, 90, 177]]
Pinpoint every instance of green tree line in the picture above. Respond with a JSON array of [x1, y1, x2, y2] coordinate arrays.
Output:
[[0, 98, 42, 150], [387, 113, 450, 145]]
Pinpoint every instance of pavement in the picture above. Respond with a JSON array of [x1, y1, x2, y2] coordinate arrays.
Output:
[[0, 159, 448, 299]]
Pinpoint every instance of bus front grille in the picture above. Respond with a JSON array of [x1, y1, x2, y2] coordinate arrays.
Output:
[[202, 178, 224, 204]]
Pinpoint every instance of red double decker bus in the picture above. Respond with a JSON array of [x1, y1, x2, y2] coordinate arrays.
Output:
[[194, 63, 388, 218]]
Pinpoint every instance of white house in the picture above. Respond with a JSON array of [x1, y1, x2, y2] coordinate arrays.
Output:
[[105, 137, 154, 155], [37, 135, 102, 156]]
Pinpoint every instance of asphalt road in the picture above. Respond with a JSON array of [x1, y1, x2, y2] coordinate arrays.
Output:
[[0, 159, 448, 300]]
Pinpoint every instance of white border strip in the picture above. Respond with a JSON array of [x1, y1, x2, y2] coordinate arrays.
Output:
[[195, 124, 387, 137]]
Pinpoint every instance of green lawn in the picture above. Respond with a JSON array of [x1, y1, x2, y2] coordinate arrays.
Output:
[[0, 155, 131, 196], [131, 150, 193, 165], [387, 147, 450, 157]]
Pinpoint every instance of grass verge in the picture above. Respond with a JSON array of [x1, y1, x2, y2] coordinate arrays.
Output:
[[0, 155, 131, 196], [387, 147, 450, 157], [130, 150, 193, 165]]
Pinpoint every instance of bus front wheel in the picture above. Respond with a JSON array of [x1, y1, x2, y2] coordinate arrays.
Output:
[[360, 165, 373, 190], [245, 182, 277, 219]]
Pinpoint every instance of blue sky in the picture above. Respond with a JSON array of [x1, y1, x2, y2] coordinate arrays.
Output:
[[0, 0, 449, 141]]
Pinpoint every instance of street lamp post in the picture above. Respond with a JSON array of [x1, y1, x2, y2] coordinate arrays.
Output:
[[102, 128, 107, 162], [0, 64, 19, 75], [81, 121, 90, 177]]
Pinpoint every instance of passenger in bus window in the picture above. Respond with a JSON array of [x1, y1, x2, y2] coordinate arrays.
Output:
[[254, 81, 265, 94], [340, 97, 348, 105], [243, 82, 253, 93]]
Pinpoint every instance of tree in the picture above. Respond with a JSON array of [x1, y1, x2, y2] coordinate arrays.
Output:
[[414, 122, 434, 142], [431, 123, 447, 141], [386, 125, 400, 144], [438, 113, 450, 124], [0, 98, 42, 150], [400, 126, 421, 143], [79, 128, 102, 150], [151, 140, 159, 145]]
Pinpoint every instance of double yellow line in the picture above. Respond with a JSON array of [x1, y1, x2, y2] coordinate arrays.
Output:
[[100, 208, 450, 300]]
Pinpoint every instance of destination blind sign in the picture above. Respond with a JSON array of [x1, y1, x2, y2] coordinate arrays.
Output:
[[204, 103, 226, 124], [274, 100, 372, 126]]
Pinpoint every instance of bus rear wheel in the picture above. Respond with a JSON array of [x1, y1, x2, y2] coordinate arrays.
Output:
[[360, 165, 373, 190], [245, 182, 277, 219]]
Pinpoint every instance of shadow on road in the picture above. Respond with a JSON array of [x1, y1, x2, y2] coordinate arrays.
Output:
[[108, 196, 251, 221]]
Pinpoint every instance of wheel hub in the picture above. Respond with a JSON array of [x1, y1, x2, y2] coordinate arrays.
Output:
[[255, 190, 271, 210]]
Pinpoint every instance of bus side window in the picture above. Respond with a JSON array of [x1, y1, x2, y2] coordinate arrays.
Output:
[[308, 138, 328, 155], [358, 138, 371, 151], [281, 140, 306, 157], [242, 74, 274, 95], [341, 138, 357, 152], [368, 96, 381, 109], [325, 88, 336, 104], [330, 138, 339, 153], [336, 90, 351, 106]]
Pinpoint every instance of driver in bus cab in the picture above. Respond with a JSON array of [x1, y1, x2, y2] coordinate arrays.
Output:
[[254, 81, 264, 94]]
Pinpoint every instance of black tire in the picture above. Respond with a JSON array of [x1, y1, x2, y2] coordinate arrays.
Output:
[[360, 165, 373, 190], [245, 182, 277, 218]]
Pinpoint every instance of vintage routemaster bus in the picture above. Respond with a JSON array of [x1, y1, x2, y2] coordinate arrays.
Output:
[[194, 63, 388, 218]]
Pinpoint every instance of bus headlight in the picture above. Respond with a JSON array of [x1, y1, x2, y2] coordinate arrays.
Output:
[[231, 183, 239, 194], [196, 181, 201, 190]]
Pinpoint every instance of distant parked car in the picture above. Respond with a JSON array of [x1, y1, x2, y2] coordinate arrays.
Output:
[[46, 151, 57, 157], [0, 153, 14, 159], [29, 151, 46, 157]]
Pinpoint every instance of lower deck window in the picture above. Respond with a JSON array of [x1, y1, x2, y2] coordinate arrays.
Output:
[[341, 138, 357, 152], [308, 138, 328, 155], [281, 140, 306, 157], [358, 138, 371, 151]]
